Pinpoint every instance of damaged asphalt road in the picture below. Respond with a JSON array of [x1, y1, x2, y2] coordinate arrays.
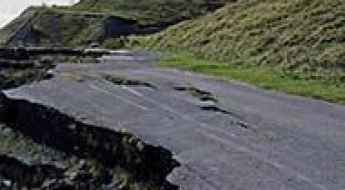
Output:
[[2, 52, 345, 190]]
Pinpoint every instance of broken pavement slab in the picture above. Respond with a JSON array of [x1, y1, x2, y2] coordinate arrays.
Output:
[[3, 52, 345, 190]]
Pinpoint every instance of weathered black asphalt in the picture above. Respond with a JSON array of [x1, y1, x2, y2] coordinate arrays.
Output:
[[4, 52, 345, 190]]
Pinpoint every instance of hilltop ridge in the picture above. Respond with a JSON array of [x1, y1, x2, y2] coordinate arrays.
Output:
[[0, 0, 229, 47]]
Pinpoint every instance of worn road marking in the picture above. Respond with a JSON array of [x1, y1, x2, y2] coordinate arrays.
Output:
[[132, 92, 328, 190], [122, 86, 145, 97], [89, 84, 149, 111]]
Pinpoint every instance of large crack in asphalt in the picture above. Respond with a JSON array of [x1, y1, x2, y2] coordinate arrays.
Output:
[[104, 75, 158, 90], [173, 85, 252, 130], [0, 93, 180, 189], [173, 86, 218, 103], [0, 47, 112, 90], [0, 50, 180, 189]]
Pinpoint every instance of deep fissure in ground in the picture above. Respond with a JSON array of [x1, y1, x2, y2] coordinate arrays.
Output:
[[0, 49, 180, 189], [0, 92, 180, 189]]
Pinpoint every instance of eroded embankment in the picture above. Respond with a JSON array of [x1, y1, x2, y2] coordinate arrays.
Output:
[[0, 155, 65, 189], [0, 92, 180, 189], [0, 58, 53, 90]]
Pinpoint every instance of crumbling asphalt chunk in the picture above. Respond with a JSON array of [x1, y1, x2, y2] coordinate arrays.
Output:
[[0, 48, 180, 189], [0, 58, 55, 90], [0, 67, 54, 90], [0, 121, 113, 189], [173, 85, 218, 103], [173, 86, 253, 131], [173, 85, 231, 115], [0, 48, 179, 189], [0, 93, 8, 121], [0, 155, 64, 189], [0, 94, 179, 190], [0, 47, 114, 91], [0, 153, 116, 189], [200, 104, 233, 115], [104, 75, 157, 89]]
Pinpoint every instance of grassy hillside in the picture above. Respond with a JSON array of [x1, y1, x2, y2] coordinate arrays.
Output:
[[131, 0, 345, 103], [71, 0, 229, 25], [30, 9, 112, 46], [0, 7, 113, 47], [0, 7, 39, 46], [0, 0, 230, 47], [136, 0, 345, 81]]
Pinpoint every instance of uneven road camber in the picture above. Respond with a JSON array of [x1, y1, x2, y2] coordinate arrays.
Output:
[[1, 51, 345, 190]]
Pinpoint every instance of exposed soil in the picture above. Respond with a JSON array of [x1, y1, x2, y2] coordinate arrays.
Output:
[[0, 48, 179, 190]]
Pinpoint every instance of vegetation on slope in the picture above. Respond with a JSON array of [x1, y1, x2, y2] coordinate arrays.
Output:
[[0, 7, 109, 47], [160, 53, 345, 103], [71, 0, 230, 25], [131, 0, 345, 103], [0, 7, 40, 46], [30, 8, 109, 46], [0, 0, 231, 47]]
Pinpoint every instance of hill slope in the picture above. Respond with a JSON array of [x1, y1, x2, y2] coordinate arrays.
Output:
[[137, 0, 345, 81], [0, 0, 229, 47], [72, 0, 229, 25], [0, 7, 123, 47]]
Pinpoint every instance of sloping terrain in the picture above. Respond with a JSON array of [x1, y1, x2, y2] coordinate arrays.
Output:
[[0, 0, 230, 47], [0, 50, 180, 189], [0, 7, 39, 46], [2, 52, 345, 190], [72, 0, 230, 25], [0, 7, 139, 47], [136, 0, 345, 80], [1, 1, 345, 189]]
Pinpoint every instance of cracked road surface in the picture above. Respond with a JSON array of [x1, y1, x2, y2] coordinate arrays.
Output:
[[4, 52, 345, 190]]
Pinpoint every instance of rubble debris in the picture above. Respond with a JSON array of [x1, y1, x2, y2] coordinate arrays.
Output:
[[173, 85, 218, 103], [104, 75, 157, 89], [0, 94, 179, 189], [0, 155, 64, 189], [200, 104, 233, 115]]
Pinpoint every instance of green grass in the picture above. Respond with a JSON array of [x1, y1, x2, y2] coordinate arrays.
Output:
[[1, 0, 229, 47], [129, 0, 345, 104], [0, 7, 41, 46], [69, 0, 229, 25], [0, 7, 110, 47], [160, 52, 345, 104], [135, 0, 345, 81]]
